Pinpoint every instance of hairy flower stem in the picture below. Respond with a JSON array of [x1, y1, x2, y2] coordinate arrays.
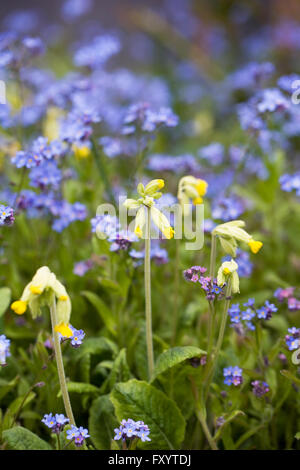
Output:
[[49, 298, 75, 426], [207, 301, 216, 355], [145, 207, 154, 380], [204, 281, 232, 401], [190, 376, 218, 450]]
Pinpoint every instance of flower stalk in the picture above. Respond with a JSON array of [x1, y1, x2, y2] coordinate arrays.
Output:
[[145, 207, 154, 380], [49, 297, 75, 426]]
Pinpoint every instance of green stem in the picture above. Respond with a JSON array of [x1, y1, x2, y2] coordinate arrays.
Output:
[[204, 281, 232, 400], [56, 433, 61, 450], [196, 409, 218, 450], [209, 234, 217, 279], [171, 238, 180, 345], [207, 301, 216, 355], [49, 298, 75, 426], [144, 207, 154, 380], [190, 376, 218, 450]]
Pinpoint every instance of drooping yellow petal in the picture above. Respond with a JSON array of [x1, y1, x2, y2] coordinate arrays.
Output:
[[192, 197, 203, 205], [248, 239, 263, 254], [54, 322, 73, 338], [196, 179, 208, 197], [11, 300, 27, 315], [162, 227, 175, 239]]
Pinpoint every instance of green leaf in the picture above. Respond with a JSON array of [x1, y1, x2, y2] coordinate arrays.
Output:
[[152, 346, 206, 381], [101, 348, 131, 392], [3, 426, 52, 450], [110, 379, 186, 449], [76, 337, 118, 360], [0, 287, 11, 317], [89, 395, 119, 450], [81, 291, 117, 335], [57, 382, 99, 397], [2, 392, 36, 430], [295, 432, 300, 440], [0, 376, 19, 401]]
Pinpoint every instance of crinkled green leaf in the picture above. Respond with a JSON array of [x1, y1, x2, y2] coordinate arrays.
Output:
[[152, 346, 206, 381], [89, 395, 119, 450], [110, 379, 186, 449], [3, 426, 52, 450]]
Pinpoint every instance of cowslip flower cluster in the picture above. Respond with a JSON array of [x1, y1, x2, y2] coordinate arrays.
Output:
[[42, 413, 69, 434], [183, 266, 225, 301], [251, 380, 270, 398], [223, 366, 243, 386], [0, 334, 11, 365], [66, 425, 90, 447], [10, 267, 71, 332], [274, 287, 300, 311], [285, 327, 300, 351], [177, 175, 208, 215], [114, 419, 151, 443], [123, 179, 174, 240], [0, 204, 14, 226], [213, 220, 263, 258]]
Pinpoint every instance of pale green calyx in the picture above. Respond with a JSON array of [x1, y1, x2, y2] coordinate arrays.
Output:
[[217, 259, 240, 294], [213, 220, 263, 257]]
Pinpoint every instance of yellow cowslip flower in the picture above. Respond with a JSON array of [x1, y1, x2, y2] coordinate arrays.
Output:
[[10, 266, 71, 323], [11, 300, 27, 315], [54, 322, 73, 338], [73, 145, 91, 159], [217, 259, 240, 294], [124, 179, 174, 240], [177, 175, 208, 215], [213, 220, 263, 257]]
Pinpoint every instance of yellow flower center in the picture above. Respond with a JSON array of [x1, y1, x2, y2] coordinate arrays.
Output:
[[59, 295, 68, 301], [11, 300, 27, 315], [223, 268, 231, 275]]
